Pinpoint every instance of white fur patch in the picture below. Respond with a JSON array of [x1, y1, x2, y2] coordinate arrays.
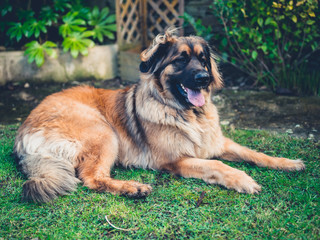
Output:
[[15, 129, 81, 164]]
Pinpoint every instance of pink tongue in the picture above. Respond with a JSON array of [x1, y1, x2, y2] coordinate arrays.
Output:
[[186, 88, 205, 107]]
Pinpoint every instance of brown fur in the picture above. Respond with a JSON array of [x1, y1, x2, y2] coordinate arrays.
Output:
[[14, 31, 305, 202]]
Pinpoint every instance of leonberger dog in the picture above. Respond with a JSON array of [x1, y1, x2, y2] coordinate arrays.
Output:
[[14, 31, 305, 202]]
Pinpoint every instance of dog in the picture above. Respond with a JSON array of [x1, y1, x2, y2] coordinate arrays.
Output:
[[14, 30, 305, 202]]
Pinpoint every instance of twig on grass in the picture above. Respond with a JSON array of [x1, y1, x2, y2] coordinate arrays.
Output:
[[105, 215, 139, 231], [195, 191, 206, 208]]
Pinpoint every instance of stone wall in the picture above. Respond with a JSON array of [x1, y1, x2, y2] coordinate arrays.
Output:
[[0, 44, 118, 86]]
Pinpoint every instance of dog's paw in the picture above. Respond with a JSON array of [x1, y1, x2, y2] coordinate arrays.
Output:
[[277, 158, 305, 171], [121, 181, 153, 198], [223, 169, 261, 194]]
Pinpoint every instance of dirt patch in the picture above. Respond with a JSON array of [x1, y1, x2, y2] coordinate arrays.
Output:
[[214, 89, 320, 141]]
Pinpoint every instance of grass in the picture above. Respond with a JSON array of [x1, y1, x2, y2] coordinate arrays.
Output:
[[278, 66, 320, 96], [0, 124, 319, 239]]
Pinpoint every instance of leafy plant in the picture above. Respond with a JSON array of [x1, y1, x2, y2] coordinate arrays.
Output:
[[181, 12, 213, 41], [87, 6, 117, 42], [23, 19, 47, 38], [1, 0, 116, 68], [0, 0, 12, 17], [24, 41, 57, 67], [210, 0, 320, 94], [59, 12, 86, 38], [39, 6, 59, 26], [54, 0, 71, 12], [7, 22, 24, 42], [62, 31, 94, 58]]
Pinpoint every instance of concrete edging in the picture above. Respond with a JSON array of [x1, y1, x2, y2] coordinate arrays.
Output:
[[0, 44, 118, 86]]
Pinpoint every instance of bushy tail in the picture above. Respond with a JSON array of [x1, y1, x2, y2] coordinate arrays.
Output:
[[22, 156, 80, 203]]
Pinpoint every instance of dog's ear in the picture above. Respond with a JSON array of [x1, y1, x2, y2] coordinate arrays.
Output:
[[202, 42, 223, 90], [140, 30, 177, 73], [209, 53, 223, 90], [139, 43, 169, 73]]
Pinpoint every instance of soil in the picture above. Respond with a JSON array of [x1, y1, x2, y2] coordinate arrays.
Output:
[[0, 79, 319, 141], [214, 89, 320, 141]]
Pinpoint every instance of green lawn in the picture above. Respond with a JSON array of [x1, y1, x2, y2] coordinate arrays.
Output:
[[0, 124, 319, 239]]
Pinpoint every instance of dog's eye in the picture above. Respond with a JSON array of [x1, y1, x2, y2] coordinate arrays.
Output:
[[175, 56, 187, 64], [200, 58, 207, 67], [198, 52, 207, 67]]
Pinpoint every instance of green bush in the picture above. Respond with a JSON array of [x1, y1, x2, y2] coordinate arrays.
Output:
[[184, 0, 320, 95], [0, 0, 116, 67]]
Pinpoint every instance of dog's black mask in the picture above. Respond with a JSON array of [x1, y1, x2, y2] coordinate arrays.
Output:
[[140, 35, 222, 108]]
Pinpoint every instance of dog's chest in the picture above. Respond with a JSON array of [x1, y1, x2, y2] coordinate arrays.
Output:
[[187, 111, 225, 159], [145, 105, 225, 164]]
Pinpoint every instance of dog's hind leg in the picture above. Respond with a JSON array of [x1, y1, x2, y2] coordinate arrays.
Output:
[[219, 138, 305, 171], [77, 129, 152, 198]]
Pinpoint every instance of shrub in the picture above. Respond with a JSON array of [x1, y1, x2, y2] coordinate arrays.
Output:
[[0, 0, 116, 67], [184, 0, 320, 95]]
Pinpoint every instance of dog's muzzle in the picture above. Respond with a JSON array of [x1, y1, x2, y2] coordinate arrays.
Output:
[[194, 72, 210, 86]]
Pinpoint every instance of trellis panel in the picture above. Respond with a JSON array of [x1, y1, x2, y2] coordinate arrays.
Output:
[[116, 0, 142, 50], [117, 0, 184, 50], [147, 0, 184, 39]]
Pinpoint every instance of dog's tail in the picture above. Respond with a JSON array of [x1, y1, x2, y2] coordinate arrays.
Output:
[[22, 155, 80, 203]]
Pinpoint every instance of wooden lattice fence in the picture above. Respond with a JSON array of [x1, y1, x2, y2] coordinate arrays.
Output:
[[116, 0, 184, 50], [147, 0, 184, 39], [116, 0, 143, 50]]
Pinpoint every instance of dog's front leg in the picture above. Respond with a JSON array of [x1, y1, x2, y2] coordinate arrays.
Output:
[[219, 138, 305, 171], [162, 158, 261, 194]]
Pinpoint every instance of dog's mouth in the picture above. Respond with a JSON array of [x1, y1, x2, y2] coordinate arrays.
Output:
[[177, 83, 206, 107]]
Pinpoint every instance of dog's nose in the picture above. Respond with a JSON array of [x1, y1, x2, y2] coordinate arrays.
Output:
[[194, 72, 210, 84]]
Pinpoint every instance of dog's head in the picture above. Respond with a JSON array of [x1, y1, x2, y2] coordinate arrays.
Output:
[[140, 30, 222, 109]]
